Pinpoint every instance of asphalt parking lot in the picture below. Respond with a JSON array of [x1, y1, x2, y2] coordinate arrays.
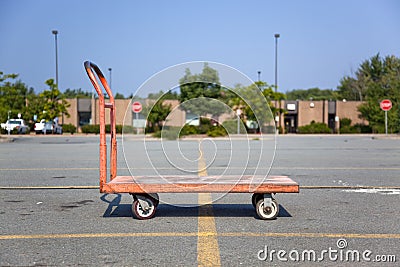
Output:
[[0, 134, 399, 266]]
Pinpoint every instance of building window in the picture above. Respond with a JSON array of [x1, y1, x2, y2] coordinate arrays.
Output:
[[79, 112, 91, 126]]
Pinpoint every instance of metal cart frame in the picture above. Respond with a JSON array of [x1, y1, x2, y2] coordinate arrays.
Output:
[[84, 61, 299, 220]]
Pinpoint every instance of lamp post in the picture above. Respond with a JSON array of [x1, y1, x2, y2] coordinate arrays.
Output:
[[274, 33, 280, 132], [257, 71, 261, 82], [52, 30, 59, 87], [274, 33, 280, 94], [52, 30, 62, 124]]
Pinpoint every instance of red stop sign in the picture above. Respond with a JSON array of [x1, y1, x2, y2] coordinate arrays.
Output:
[[380, 99, 392, 111], [132, 101, 142, 113]]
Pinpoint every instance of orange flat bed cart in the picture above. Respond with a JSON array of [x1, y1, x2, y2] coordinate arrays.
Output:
[[84, 61, 299, 220]]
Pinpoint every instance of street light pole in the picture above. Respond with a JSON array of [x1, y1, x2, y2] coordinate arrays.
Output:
[[52, 30, 59, 87], [274, 33, 280, 132], [52, 30, 62, 124], [257, 71, 261, 82], [274, 33, 280, 94]]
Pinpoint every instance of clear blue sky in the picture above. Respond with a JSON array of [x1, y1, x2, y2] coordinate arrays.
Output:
[[1, 0, 399, 97]]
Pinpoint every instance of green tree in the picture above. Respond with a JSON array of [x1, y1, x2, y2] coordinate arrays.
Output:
[[339, 54, 400, 133], [337, 75, 367, 101], [25, 92, 46, 123], [179, 63, 226, 118], [226, 81, 278, 133], [179, 63, 221, 101], [0, 72, 30, 122], [37, 79, 70, 121], [144, 100, 172, 133], [286, 88, 338, 101], [260, 82, 286, 115], [148, 90, 179, 100], [114, 92, 125, 99], [63, 88, 92, 98]]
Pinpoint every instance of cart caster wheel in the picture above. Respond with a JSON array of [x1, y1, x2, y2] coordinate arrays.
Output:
[[255, 198, 279, 220], [132, 196, 157, 220], [252, 193, 275, 208], [150, 193, 160, 207], [252, 193, 262, 208], [131, 193, 159, 207]]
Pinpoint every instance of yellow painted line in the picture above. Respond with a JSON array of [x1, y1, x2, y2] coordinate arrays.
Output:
[[219, 232, 400, 239], [198, 193, 221, 266], [1, 232, 399, 240], [197, 142, 221, 267], [197, 145, 208, 177]]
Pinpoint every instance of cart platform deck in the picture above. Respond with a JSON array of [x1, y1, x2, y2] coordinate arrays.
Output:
[[102, 175, 299, 194]]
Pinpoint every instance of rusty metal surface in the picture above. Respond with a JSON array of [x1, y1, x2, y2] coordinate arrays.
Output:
[[102, 175, 299, 194], [84, 61, 117, 190]]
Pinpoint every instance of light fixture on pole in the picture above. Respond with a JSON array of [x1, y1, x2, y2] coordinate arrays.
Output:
[[257, 71, 261, 82]]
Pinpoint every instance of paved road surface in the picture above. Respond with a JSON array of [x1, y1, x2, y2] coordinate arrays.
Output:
[[0, 135, 399, 266]]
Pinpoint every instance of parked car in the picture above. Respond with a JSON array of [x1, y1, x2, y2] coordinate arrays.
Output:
[[34, 119, 62, 134], [1, 119, 29, 134]]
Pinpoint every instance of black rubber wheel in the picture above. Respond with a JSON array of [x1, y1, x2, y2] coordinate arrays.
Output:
[[131, 193, 159, 207], [151, 193, 160, 207], [132, 197, 157, 220], [251, 193, 263, 208], [255, 198, 279, 220]]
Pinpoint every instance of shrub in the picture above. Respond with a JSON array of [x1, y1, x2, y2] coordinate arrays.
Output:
[[298, 121, 331, 134], [122, 125, 135, 134], [340, 118, 352, 128], [62, 123, 76, 134], [152, 130, 162, 138], [81, 124, 128, 134], [179, 125, 198, 137], [81, 124, 100, 134], [221, 119, 246, 134], [198, 117, 213, 134], [340, 125, 358, 134], [160, 126, 180, 140], [339, 118, 355, 133], [353, 123, 372, 133], [339, 118, 372, 134], [207, 126, 228, 137], [115, 125, 123, 134]]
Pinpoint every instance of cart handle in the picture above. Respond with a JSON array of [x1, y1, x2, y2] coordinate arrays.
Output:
[[84, 61, 114, 101], [84, 61, 117, 185]]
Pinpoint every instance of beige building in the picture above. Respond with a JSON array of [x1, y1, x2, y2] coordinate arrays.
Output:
[[60, 98, 366, 134], [281, 100, 366, 133], [60, 98, 184, 132]]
